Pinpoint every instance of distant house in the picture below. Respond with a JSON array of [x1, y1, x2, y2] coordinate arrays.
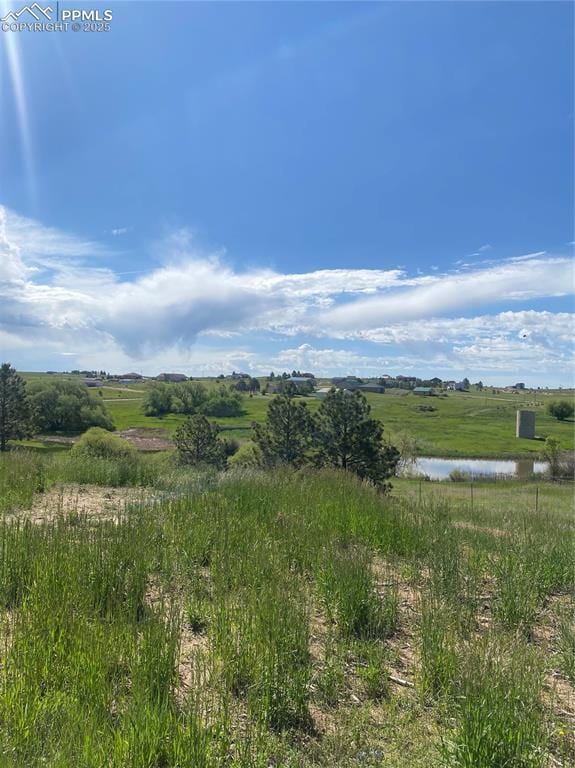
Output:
[[84, 378, 102, 387], [396, 375, 417, 384], [119, 372, 143, 380], [329, 378, 384, 395], [357, 384, 385, 394], [288, 376, 316, 385], [413, 387, 434, 396], [316, 387, 352, 400], [156, 373, 188, 383], [454, 381, 467, 391], [331, 376, 363, 390]]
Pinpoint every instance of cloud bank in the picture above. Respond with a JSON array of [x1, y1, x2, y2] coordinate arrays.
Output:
[[0, 205, 573, 384]]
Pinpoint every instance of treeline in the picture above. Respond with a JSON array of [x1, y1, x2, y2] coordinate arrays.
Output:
[[143, 381, 243, 418], [0, 364, 113, 449], [175, 389, 400, 489]]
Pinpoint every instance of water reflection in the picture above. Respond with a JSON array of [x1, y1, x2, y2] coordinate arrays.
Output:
[[407, 457, 548, 480]]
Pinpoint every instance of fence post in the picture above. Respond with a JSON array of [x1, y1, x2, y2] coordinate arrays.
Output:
[[535, 485, 539, 514], [418, 480, 422, 504]]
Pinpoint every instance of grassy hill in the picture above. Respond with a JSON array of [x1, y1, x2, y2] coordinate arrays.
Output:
[[0, 455, 573, 767]]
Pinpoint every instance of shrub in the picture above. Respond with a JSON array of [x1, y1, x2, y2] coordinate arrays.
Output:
[[143, 383, 173, 416], [71, 428, 136, 460], [220, 436, 240, 458], [228, 442, 263, 468], [201, 387, 243, 417], [547, 401, 574, 421], [448, 469, 471, 482], [173, 381, 209, 415]]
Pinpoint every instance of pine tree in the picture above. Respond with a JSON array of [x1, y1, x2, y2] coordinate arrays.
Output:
[[174, 414, 226, 467], [314, 389, 399, 488], [253, 395, 313, 467], [0, 363, 33, 451]]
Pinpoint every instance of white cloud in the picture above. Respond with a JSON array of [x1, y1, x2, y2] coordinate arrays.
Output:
[[0, 205, 573, 384], [322, 256, 573, 330]]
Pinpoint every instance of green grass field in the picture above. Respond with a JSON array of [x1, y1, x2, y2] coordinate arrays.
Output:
[[105, 385, 574, 458], [20, 373, 574, 458], [0, 451, 573, 767]]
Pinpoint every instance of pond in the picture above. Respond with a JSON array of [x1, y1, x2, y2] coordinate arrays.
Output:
[[406, 457, 549, 481]]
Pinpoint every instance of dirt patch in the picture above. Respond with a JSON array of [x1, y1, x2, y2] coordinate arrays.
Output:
[[11, 484, 150, 524], [118, 428, 173, 452]]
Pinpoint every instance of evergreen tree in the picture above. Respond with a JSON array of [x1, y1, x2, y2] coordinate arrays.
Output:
[[253, 395, 313, 466], [0, 363, 33, 451], [314, 389, 399, 488], [174, 414, 226, 467]]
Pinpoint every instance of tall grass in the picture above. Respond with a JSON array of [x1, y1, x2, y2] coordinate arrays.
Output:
[[441, 635, 547, 768], [317, 545, 398, 640], [0, 454, 572, 766], [0, 451, 46, 512]]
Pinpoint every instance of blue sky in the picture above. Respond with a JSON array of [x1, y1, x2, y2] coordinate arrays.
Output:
[[0, 1, 573, 384]]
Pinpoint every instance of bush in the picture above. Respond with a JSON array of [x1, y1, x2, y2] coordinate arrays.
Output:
[[71, 428, 136, 460], [173, 382, 209, 415], [220, 436, 240, 458], [547, 401, 574, 421], [448, 469, 471, 482], [228, 442, 263, 468], [201, 387, 243, 417], [143, 383, 173, 417]]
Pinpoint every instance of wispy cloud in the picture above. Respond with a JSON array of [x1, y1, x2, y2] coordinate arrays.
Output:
[[0, 205, 573, 383], [322, 256, 572, 330]]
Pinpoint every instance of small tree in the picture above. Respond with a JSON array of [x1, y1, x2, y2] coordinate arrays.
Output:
[[174, 414, 226, 468], [202, 386, 243, 417], [31, 381, 113, 433], [143, 383, 173, 417], [547, 401, 574, 422], [314, 389, 399, 488], [0, 363, 33, 451], [253, 395, 313, 466], [173, 381, 208, 415]]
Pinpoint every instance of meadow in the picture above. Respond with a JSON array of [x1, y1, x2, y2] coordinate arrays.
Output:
[[0, 449, 573, 767], [21, 374, 575, 459]]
